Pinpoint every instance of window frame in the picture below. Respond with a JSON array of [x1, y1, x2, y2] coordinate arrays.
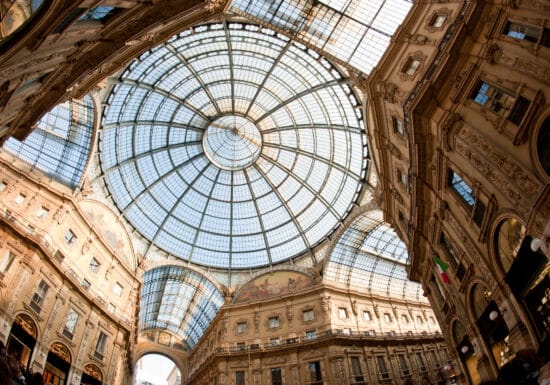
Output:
[[64, 229, 78, 246], [302, 309, 315, 322], [271, 367, 282, 385], [268, 316, 280, 329], [338, 307, 348, 319], [403, 57, 422, 76], [63, 309, 79, 339], [89, 257, 101, 273], [94, 331, 108, 359]]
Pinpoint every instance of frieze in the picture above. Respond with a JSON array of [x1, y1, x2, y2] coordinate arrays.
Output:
[[497, 53, 550, 84], [457, 126, 541, 199], [519, 0, 550, 11], [455, 139, 528, 214]]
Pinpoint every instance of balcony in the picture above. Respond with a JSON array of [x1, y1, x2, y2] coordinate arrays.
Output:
[[379, 372, 391, 380]]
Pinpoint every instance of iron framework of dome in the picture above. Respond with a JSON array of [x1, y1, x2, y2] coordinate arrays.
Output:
[[100, 22, 368, 270]]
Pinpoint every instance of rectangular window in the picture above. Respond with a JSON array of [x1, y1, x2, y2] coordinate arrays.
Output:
[[270, 337, 280, 346], [79, 6, 116, 21], [36, 206, 50, 219], [271, 367, 282, 385], [377, 356, 389, 379], [338, 307, 348, 319], [448, 170, 475, 208], [504, 21, 541, 43], [416, 352, 426, 371], [508, 95, 530, 126], [236, 342, 246, 351], [0, 181, 7, 192], [404, 58, 421, 76], [268, 316, 280, 329], [397, 354, 409, 374], [384, 313, 392, 323], [430, 14, 447, 28], [108, 303, 116, 313], [430, 350, 440, 368], [417, 316, 424, 324], [471, 80, 515, 117], [350, 357, 364, 383], [308, 361, 322, 385], [89, 258, 100, 273], [81, 279, 91, 290], [439, 233, 460, 269], [472, 199, 487, 227], [236, 371, 245, 385], [343, 327, 352, 335], [392, 116, 404, 135], [363, 310, 372, 321], [401, 314, 409, 323], [113, 282, 123, 297], [305, 330, 317, 340], [63, 309, 78, 339], [31, 280, 49, 312], [236, 322, 247, 335], [0, 251, 15, 273], [303, 309, 315, 322], [95, 332, 108, 359], [64, 229, 78, 245], [14, 193, 26, 205]]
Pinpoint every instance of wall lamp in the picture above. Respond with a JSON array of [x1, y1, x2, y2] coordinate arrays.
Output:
[[530, 236, 549, 253]]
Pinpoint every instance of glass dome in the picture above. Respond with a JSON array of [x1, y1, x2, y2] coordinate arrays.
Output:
[[100, 22, 367, 270]]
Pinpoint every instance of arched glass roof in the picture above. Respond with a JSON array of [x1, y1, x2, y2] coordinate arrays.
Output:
[[100, 22, 367, 270], [324, 210, 426, 302], [230, 0, 413, 74], [3, 96, 94, 188], [139, 265, 225, 349]]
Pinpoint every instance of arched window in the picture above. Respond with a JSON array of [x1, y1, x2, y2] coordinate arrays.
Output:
[[495, 217, 525, 273], [536, 116, 550, 177]]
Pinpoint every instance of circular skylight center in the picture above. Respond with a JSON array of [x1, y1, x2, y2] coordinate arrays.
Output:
[[203, 116, 262, 171]]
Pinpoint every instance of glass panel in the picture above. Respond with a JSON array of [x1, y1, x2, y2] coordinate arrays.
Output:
[[448, 170, 475, 208], [79, 6, 116, 21], [230, 0, 413, 74], [3, 96, 94, 188]]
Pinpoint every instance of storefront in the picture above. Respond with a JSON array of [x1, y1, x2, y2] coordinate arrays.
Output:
[[43, 342, 72, 385], [7, 313, 37, 369]]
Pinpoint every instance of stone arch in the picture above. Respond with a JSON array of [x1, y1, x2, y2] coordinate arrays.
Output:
[[468, 281, 492, 322], [43, 341, 72, 385], [134, 349, 186, 384], [13, 312, 38, 338], [48, 341, 72, 364], [82, 363, 104, 385], [530, 107, 550, 181], [7, 312, 39, 368]]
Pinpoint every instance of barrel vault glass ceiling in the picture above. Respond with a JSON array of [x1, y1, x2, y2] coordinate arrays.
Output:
[[1, 0, 421, 347]]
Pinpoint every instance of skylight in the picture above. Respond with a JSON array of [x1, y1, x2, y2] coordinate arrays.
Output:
[[100, 23, 368, 270]]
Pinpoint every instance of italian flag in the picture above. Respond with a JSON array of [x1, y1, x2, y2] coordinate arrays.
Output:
[[434, 256, 451, 284]]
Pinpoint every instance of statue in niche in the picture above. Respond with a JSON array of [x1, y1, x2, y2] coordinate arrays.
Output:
[[322, 296, 331, 317]]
